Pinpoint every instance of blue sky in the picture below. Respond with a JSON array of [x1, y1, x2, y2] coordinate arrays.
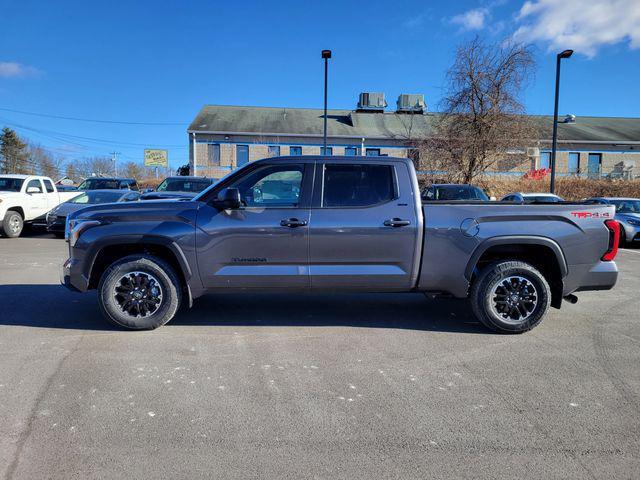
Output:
[[1, 0, 639, 169]]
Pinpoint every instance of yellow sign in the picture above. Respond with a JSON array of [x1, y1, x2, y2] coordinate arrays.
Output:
[[144, 149, 168, 167]]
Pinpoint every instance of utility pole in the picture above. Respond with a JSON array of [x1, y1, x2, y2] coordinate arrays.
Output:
[[110, 151, 120, 176], [321, 50, 332, 154], [192, 132, 197, 176], [550, 49, 573, 194]]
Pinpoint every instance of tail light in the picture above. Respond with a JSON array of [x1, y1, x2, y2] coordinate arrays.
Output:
[[602, 219, 620, 261]]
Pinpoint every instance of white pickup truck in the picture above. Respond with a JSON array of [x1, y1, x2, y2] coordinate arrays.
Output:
[[0, 174, 79, 237]]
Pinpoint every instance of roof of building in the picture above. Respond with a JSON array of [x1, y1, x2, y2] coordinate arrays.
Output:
[[188, 105, 640, 144]]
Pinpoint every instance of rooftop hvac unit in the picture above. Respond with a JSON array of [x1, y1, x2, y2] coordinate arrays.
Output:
[[357, 92, 387, 112], [396, 94, 426, 113]]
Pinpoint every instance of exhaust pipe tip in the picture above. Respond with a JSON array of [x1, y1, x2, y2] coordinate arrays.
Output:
[[564, 294, 578, 304]]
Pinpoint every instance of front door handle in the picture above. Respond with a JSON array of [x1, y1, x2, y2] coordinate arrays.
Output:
[[384, 218, 411, 227], [280, 218, 308, 228]]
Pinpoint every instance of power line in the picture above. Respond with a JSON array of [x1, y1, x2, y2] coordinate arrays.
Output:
[[0, 106, 187, 126], [1, 118, 189, 149]]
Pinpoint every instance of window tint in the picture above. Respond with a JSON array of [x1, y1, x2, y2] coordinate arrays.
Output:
[[27, 179, 43, 193], [227, 164, 304, 207], [290, 146, 302, 156], [322, 164, 394, 207], [320, 147, 333, 156], [44, 180, 55, 193]]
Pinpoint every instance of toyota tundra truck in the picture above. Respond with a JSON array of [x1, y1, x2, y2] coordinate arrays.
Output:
[[61, 156, 620, 333]]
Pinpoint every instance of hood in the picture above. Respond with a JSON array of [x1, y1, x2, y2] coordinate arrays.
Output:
[[67, 198, 201, 225], [616, 212, 640, 222], [0, 191, 22, 200], [48, 202, 90, 218], [140, 191, 197, 200]]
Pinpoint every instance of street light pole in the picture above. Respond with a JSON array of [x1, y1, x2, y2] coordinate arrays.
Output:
[[550, 49, 573, 194], [321, 50, 332, 154]]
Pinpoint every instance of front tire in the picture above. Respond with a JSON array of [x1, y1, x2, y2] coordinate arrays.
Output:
[[470, 260, 551, 333], [2, 211, 24, 238], [98, 255, 181, 330]]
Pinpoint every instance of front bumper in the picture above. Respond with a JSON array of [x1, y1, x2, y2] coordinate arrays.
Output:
[[61, 257, 89, 292], [46, 214, 66, 232], [620, 222, 640, 244]]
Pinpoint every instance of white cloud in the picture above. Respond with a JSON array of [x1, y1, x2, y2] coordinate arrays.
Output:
[[451, 8, 490, 31], [513, 0, 640, 57], [0, 62, 39, 78]]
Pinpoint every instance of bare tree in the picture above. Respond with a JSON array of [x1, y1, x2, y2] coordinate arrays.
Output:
[[28, 144, 65, 180], [419, 36, 537, 183]]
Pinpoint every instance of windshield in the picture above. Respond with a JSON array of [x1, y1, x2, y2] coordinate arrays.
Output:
[[0, 177, 25, 192], [157, 179, 211, 192], [433, 185, 489, 201], [69, 191, 124, 204], [78, 178, 123, 190], [611, 200, 640, 213]]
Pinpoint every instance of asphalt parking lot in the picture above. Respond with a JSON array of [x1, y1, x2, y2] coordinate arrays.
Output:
[[0, 233, 639, 479]]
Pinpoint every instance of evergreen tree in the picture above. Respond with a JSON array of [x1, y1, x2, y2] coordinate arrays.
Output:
[[0, 127, 29, 174]]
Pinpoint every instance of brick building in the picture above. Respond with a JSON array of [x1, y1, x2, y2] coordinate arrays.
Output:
[[187, 93, 640, 179]]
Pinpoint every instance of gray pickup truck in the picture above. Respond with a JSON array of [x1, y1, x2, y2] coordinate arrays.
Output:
[[62, 156, 620, 333]]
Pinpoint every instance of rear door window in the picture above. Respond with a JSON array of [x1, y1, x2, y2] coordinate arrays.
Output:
[[43, 179, 55, 193], [322, 164, 395, 207]]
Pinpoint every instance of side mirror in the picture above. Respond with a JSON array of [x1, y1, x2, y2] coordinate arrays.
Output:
[[27, 186, 41, 194], [216, 188, 241, 210]]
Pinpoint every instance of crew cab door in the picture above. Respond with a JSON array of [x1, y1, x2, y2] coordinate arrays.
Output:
[[195, 161, 313, 290], [309, 160, 420, 291], [42, 179, 59, 211], [24, 179, 48, 220]]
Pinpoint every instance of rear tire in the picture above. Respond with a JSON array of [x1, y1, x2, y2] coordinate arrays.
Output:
[[470, 260, 551, 333], [98, 255, 181, 330], [2, 211, 24, 238]]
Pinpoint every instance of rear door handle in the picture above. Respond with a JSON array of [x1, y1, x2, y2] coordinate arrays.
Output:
[[280, 218, 308, 228], [384, 218, 411, 227]]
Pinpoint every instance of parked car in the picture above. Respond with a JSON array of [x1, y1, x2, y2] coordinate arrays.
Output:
[[501, 192, 564, 203], [77, 177, 139, 191], [0, 174, 79, 238], [62, 156, 619, 333], [56, 184, 79, 192], [585, 197, 640, 246], [422, 183, 490, 201], [46, 189, 141, 237], [141, 176, 215, 200]]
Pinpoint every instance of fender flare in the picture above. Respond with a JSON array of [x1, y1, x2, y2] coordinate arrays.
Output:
[[464, 235, 568, 281], [86, 233, 193, 281]]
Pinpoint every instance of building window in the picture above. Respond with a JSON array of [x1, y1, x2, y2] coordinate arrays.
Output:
[[290, 146, 302, 156], [321, 146, 333, 156], [588, 153, 602, 178], [208, 144, 221, 166], [268, 145, 281, 157], [568, 152, 580, 174], [344, 147, 358, 156], [540, 151, 551, 169], [365, 148, 380, 157], [236, 145, 249, 167]]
